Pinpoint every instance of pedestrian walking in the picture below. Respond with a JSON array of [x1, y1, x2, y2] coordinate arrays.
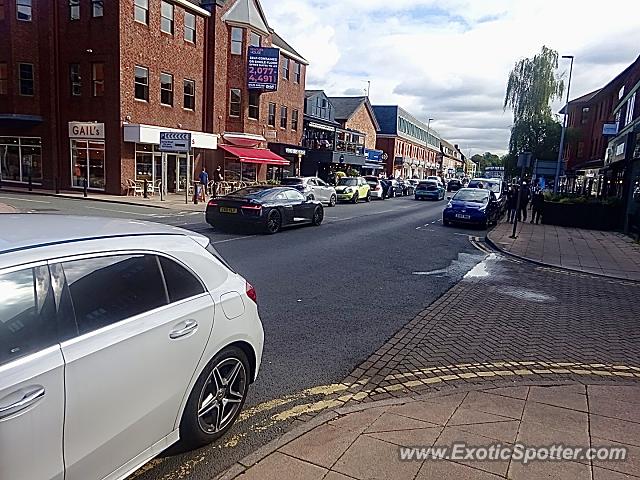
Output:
[[518, 183, 531, 222], [530, 188, 544, 224], [198, 166, 209, 201], [212, 165, 223, 197]]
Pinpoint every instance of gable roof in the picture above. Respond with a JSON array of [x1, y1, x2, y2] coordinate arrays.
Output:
[[305, 90, 323, 98], [271, 32, 309, 65], [328, 96, 381, 130], [222, 0, 270, 35]]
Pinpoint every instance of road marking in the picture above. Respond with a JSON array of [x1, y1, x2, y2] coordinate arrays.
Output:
[[85, 206, 158, 216], [412, 269, 449, 276], [212, 235, 256, 244], [0, 195, 50, 204]]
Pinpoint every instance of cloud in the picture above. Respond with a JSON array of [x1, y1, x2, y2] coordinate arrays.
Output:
[[262, 0, 640, 155]]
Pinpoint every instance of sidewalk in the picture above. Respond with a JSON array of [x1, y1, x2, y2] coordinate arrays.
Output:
[[488, 221, 640, 281], [220, 383, 640, 479], [0, 186, 207, 212], [0, 202, 17, 213]]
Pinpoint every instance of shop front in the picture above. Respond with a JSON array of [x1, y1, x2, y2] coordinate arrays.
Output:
[[0, 136, 43, 186], [219, 145, 289, 184], [268, 143, 305, 179]]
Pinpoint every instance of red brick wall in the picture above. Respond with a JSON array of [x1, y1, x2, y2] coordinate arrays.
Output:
[[344, 104, 377, 150]]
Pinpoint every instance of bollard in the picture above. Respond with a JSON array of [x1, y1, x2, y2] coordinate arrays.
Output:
[[28, 173, 33, 192], [193, 183, 199, 205], [83, 178, 88, 198], [55, 177, 60, 194], [143, 179, 148, 199]]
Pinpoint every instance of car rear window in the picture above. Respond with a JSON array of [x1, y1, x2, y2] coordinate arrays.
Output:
[[281, 178, 303, 186]]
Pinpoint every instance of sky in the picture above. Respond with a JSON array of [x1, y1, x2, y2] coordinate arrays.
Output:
[[260, 0, 640, 156]]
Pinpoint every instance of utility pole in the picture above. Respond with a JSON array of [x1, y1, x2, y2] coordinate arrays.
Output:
[[554, 55, 574, 194]]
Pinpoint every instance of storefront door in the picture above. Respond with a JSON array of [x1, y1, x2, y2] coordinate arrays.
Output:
[[166, 154, 188, 192]]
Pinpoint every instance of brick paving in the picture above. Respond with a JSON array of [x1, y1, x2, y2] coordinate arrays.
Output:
[[225, 384, 640, 480], [0, 202, 17, 213], [489, 221, 640, 281]]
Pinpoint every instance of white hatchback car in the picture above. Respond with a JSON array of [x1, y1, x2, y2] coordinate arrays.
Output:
[[0, 215, 264, 480]]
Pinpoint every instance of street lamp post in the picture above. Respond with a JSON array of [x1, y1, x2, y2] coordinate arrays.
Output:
[[427, 118, 433, 176], [554, 55, 574, 194]]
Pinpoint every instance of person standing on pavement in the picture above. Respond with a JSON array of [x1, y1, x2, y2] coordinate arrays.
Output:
[[198, 166, 209, 201], [530, 188, 545, 224], [507, 185, 518, 223], [212, 165, 223, 197], [518, 183, 531, 222]]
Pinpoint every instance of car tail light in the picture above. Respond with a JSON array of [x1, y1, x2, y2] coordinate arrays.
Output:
[[207, 200, 218, 207], [246, 281, 257, 304], [241, 205, 262, 211]]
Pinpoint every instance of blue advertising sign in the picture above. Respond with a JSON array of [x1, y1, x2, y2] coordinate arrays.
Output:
[[247, 47, 279, 91], [365, 149, 383, 161]]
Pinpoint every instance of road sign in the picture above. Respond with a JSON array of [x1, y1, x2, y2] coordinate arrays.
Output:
[[159, 132, 192, 152], [517, 152, 533, 168]]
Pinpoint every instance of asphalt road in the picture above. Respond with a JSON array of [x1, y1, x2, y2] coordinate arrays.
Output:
[[0, 191, 487, 479]]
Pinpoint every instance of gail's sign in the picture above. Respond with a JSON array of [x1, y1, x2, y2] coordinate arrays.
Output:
[[68, 122, 105, 139]]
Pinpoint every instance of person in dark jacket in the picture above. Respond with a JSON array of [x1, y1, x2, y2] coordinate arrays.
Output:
[[518, 183, 531, 222], [507, 185, 518, 223], [530, 189, 545, 224]]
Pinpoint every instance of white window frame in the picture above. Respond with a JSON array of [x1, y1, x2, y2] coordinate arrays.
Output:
[[70, 138, 106, 190], [0, 136, 43, 185], [160, 0, 174, 34], [184, 12, 196, 43]]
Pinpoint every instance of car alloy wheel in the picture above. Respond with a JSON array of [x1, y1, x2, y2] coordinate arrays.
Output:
[[329, 194, 337, 207], [351, 192, 359, 204], [266, 210, 282, 234], [312, 206, 324, 226], [197, 357, 247, 435], [179, 346, 250, 449], [365, 193, 371, 202]]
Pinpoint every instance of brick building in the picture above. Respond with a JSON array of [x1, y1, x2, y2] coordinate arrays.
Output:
[[0, 0, 307, 193], [372, 105, 441, 179], [439, 139, 465, 180]]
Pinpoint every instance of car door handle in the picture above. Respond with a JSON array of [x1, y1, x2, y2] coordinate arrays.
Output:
[[0, 386, 45, 419], [169, 320, 198, 339]]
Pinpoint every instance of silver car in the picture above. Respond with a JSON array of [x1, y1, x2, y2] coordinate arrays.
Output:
[[281, 177, 337, 206]]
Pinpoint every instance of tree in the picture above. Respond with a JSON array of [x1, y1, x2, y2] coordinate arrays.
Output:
[[471, 152, 502, 173], [504, 46, 566, 162]]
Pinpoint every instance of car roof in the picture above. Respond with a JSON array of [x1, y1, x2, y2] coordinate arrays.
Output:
[[457, 187, 489, 194], [0, 214, 206, 255]]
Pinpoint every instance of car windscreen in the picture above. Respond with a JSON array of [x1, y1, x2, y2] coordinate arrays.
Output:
[[338, 178, 358, 186], [485, 182, 501, 194], [281, 178, 304, 185], [453, 190, 489, 203]]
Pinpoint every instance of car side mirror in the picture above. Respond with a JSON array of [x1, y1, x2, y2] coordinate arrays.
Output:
[[447, 196, 452, 200]]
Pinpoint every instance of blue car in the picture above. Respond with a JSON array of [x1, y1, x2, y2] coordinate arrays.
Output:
[[442, 188, 500, 228], [415, 181, 445, 201]]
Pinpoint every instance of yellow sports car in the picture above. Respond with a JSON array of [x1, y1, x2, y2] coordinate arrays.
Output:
[[335, 177, 371, 203]]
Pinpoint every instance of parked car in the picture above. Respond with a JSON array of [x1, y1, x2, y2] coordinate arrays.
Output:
[[467, 178, 507, 213], [280, 177, 337, 207], [364, 176, 385, 200], [415, 180, 445, 201], [0, 215, 264, 480], [335, 177, 371, 203], [206, 186, 324, 234], [427, 175, 444, 187], [442, 187, 501, 228], [398, 178, 415, 196], [384, 178, 404, 197], [447, 179, 462, 192]]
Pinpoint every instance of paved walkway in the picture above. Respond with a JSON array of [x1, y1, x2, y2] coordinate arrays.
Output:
[[221, 383, 640, 479], [488, 221, 640, 281], [0, 202, 17, 213], [0, 186, 207, 211]]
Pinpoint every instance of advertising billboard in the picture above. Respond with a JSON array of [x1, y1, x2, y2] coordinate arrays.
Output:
[[247, 47, 279, 91]]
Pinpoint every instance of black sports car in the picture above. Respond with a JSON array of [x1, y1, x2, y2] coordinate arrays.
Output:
[[206, 186, 324, 234]]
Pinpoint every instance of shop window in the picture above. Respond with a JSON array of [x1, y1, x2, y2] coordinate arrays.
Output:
[[69, 0, 79, 20], [92, 0, 103, 17], [0, 137, 42, 184], [71, 139, 105, 189], [224, 158, 241, 182], [230, 27, 243, 55], [70, 63, 81, 96], [134, 65, 148, 101], [134, 143, 162, 185], [250, 32, 261, 47], [241, 163, 257, 182], [282, 58, 289, 80], [291, 109, 298, 131], [16, 0, 31, 21], [160, 72, 173, 106], [294, 62, 301, 83], [184, 12, 195, 43], [160, 1, 173, 34], [92, 63, 104, 97], [248, 91, 259, 120], [0, 63, 6, 94], [229, 88, 241, 117], [626, 92, 636, 126], [183, 79, 195, 110], [268, 102, 276, 126], [18, 63, 34, 96], [134, 0, 148, 25], [280, 105, 288, 129]]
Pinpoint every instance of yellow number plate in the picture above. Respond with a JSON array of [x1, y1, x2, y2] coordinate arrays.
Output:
[[220, 207, 237, 214]]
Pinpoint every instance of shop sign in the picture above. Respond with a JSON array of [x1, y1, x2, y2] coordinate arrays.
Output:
[[68, 122, 104, 139], [159, 131, 192, 152], [602, 122, 619, 136], [285, 147, 305, 156], [247, 47, 279, 91], [308, 121, 336, 132]]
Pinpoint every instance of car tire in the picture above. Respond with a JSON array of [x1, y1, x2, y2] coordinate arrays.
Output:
[[365, 193, 371, 202], [178, 346, 251, 450], [265, 209, 282, 234], [328, 195, 337, 207], [351, 192, 359, 204], [443, 218, 450, 226], [312, 206, 324, 226]]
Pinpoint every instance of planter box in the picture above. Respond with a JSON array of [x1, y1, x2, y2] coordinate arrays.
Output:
[[542, 202, 623, 230]]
